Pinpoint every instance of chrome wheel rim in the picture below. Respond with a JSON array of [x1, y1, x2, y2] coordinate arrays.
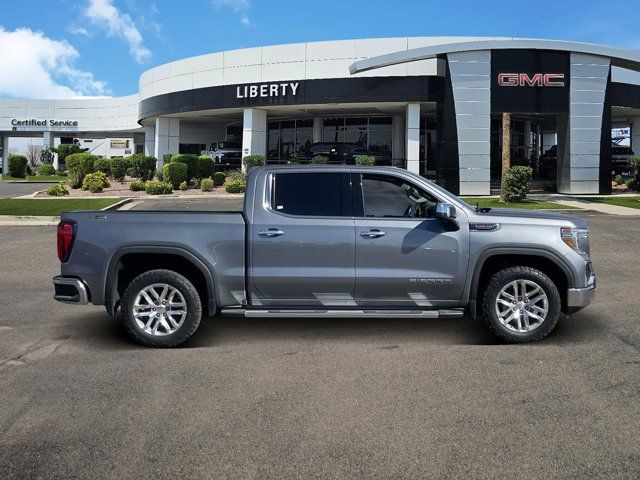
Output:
[[495, 279, 548, 333], [133, 283, 187, 336]]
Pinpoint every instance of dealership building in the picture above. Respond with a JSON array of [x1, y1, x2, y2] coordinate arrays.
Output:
[[2, 36, 640, 195]]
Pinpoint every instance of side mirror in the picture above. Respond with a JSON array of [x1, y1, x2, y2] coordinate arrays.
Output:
[[435, 203, 459, 230]]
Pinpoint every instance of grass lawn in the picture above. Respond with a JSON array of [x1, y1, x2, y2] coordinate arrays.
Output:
[[586, 196, 640, 209], [0, 198, 120, 216], [462, 197, 577, 210], [1, 175, 67, 182]]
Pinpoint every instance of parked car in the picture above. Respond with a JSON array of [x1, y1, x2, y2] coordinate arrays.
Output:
[[302, 142, 390, 164], [53, 165, 595, 347], [200, 141, 242, 165]]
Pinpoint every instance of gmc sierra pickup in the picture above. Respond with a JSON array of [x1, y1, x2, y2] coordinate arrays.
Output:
[[53, 166, 595, 347]]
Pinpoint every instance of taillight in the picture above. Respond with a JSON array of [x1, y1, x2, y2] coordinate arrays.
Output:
[[57, 221, 76, 262]]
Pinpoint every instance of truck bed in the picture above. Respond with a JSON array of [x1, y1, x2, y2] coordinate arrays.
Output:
[[60, 210, 246, 309]]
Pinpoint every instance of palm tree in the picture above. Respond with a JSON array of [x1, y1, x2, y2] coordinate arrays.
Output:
[[500, 112, 511, 202]]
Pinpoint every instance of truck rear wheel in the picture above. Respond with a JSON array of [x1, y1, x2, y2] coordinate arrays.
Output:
[[121, 269, 202, 347], [482, 266, 561, 343]]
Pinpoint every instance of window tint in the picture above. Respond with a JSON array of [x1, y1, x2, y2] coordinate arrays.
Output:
[[361, 174, 437, 218], [272, 173, 351, 217]]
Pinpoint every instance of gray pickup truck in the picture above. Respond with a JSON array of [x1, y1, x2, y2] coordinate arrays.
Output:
[[53, 165, 595, 347]]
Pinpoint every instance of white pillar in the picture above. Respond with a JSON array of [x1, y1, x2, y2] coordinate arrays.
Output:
[[43, 132, 56, 169], [1, 137, 9, 176], [312, 117, 323, 143], [392, 115, 405, 162], [242, 108, 267, 171], [144, 126, 155, 157], [631, 118, 640, 157], [406, 103, 420, 174], [154, 118, 179, 169]]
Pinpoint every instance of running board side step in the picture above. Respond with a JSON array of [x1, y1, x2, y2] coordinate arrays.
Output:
[[220, 308, 464, 319]]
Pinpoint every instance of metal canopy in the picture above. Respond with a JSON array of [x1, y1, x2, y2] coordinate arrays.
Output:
[[349, 38, 640, 75]]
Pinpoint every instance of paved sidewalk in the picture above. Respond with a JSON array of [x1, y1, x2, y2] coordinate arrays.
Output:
[[532, 194, 640, 216]]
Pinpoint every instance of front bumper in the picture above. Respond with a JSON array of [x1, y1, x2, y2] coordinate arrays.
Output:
[[567, 274, 596, 309], [53, 276, 89, 305]]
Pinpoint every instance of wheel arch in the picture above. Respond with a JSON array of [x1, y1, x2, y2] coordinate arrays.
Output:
[[104, 246, 217, 317], [467, 248, 574, 318]]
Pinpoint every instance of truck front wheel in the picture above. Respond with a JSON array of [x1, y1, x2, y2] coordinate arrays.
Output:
[[121, 269, 202, 347], [482, 266, 561, 343]]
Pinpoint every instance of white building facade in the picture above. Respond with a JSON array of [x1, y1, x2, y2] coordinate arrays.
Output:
[[3, 36, 640, 195]]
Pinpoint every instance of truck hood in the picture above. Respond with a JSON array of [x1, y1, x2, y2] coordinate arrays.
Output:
[[476, 208, 588, 228]]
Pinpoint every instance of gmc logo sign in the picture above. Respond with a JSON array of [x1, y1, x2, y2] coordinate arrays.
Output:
[[498, 73, 565, 87]]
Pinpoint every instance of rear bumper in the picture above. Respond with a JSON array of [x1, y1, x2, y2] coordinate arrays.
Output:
[[53, 276, 89, 305], [567, 274, 596, 310]]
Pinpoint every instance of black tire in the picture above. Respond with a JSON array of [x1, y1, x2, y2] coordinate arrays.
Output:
[[121, 269, 202, 347], [482, 266, 561, 343]]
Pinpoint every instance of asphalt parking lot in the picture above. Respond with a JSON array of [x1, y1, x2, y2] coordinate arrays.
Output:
[[0, 181, 54, 199], [0, 214, 638, 479]]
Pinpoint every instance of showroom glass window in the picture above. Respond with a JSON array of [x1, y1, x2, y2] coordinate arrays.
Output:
[[266, 119, 314, 163], [322, 117, 392, 157], [272, 173, 351, 216]]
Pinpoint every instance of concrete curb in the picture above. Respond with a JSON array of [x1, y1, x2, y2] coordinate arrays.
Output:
[[0, 216, 59, 226]]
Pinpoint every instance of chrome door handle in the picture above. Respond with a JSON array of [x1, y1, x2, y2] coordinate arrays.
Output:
[[258, 228, 285, 237], [360, 229, 386, 238]]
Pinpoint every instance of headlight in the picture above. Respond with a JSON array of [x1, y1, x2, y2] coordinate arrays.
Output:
[[561, 227, 590, 255]]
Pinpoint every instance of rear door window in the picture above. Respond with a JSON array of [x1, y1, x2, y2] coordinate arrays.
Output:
[[272, 172, 353, 217]]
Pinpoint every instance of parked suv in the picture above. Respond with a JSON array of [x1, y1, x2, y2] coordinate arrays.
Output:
[[200, 141, 242, 165], [53, 165, 595, 347]]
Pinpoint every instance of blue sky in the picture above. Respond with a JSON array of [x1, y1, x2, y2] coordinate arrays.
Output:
[[1, 0, 639, 98]]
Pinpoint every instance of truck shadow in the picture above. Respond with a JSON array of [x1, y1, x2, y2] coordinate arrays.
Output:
[[67, 309, 604, 350]]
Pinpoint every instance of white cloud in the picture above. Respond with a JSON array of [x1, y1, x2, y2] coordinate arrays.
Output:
[[213, 0, 251, 27], [0, 27, 108, 99], [83, 0, 151, 63], [67, 25, 90, 36]]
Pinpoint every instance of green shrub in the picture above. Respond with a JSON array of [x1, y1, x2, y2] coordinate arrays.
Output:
[[94, 158, 112, 176], [355, 155, 376, 166], [613, 174, 624, 185], [130, 180, 146, 191], [213, 171, 226, 186], [127, 154, 156, 181], [82, 171, 110, 191], [170, 154, 199, 181], [225, 177, 247, 193], [7, 155, 28, 178], [288, 153, 300, 164], [26, 165, 33, 176], [242, 155, 264, 170], [226, 169, 246, 182], [145, 181, 173, 195], [201, 178, 214, 192], [66, 153, 97, 188], [47, 184, 68, 196], [502, 166, 533, 202], [162, 161, 188, 189], [198, 156, 215, 179], [85, 179, 105, 193], [627, 156, 640, 177], [179, 180, 188, 191], [310, 155, 328, 164], [193, 178, 201, 189], [162, 153, 173, 164], [38, 163, 56, 176], [156, 169, 163, 182], [126, 167, 136, 177], [626, 178, 639, 191], [108, 157, 126, 182]]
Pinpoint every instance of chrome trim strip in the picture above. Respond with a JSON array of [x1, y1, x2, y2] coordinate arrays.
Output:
[[53, 276, 89, 305]]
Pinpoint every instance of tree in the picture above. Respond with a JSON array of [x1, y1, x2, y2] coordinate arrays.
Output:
[[52, 144, 88, 166], [499, 112, 511, 203], [628, 156, 640, 182], [26, 144, 42, 167]]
